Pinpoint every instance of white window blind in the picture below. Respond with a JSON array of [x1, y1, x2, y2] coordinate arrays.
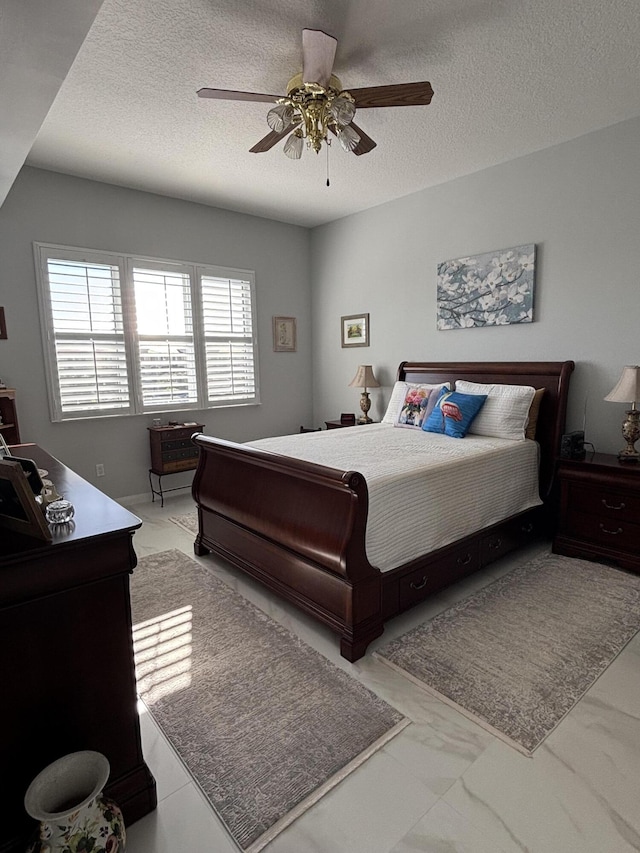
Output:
[[201, 274, 256, 403], [45, 258, 131, 417], [35, 244, 259, 421], [133, 265, 198, 408]]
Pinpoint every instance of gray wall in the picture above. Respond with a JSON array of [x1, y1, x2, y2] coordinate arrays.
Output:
[[310, 117, 640, 456], [0, 167, 311, 498], [2, 117, 638, 500]]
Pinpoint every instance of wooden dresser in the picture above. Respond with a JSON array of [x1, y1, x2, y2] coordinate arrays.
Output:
[[0, 445, 156, 852], [553, 452, 640, 572]]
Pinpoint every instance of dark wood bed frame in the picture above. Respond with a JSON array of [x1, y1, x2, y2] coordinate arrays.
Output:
[[192, 361, 574, 661]]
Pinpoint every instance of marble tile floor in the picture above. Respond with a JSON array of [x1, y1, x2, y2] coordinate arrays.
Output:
[[123, 492, 640, 853]]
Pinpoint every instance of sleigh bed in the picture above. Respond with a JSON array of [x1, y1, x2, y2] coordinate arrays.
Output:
[[192, 361, 574, 661]]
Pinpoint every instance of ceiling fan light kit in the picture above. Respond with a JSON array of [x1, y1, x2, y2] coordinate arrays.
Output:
[[197, 29, 434, 162], [267, 74, 360, 159]]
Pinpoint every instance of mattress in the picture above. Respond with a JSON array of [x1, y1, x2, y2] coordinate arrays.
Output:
[[249, 424, 541, 573]]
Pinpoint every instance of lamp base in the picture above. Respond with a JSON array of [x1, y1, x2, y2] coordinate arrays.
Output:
[[619, 408, 640, 462], [358, 391, 372, 424]]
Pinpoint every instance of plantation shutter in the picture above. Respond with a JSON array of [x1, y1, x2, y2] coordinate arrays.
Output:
[[45, 258, 131, 417], [132, 265, 198, 408], [201, 273, 257, 403], [36, 244, 260, 420]]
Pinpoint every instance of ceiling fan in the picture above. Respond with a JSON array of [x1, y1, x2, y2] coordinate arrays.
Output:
[[197, 29, 434, 160]]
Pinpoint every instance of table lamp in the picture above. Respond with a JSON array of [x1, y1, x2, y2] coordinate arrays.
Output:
[[604, 365, 640, 462], [349, 365, 380, 424]]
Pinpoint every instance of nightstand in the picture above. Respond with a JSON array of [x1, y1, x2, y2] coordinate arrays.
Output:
[[325, 419, 375, 429], [553, 453, 640, 573]]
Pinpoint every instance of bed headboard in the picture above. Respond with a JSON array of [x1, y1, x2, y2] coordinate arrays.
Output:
[[397, 361, 575, 498]]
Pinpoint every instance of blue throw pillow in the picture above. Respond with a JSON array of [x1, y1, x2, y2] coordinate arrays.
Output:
[[423, 390, 488, 438]]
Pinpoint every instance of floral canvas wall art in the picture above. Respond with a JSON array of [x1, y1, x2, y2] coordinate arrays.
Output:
[[437, 244, 535, 330]]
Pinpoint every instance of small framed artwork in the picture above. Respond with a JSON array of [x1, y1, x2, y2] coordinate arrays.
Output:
[[0, 308, 6, 340], [341, 314, 369, 348], [0, 458, 52, 541], [273, 316, 297, 352]]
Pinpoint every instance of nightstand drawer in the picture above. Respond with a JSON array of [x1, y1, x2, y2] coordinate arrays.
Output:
[[565, 482, 640, 522], [564, 508, 640, 551]]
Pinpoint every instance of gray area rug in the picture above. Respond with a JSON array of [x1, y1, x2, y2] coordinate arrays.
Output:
[[130, 549, 408, 852], [168, 512, 198, 535], [375, 553, 640, 755]]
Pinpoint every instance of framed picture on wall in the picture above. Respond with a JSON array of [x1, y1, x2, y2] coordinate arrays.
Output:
[[0, 308, 6, 340], [341, 314, 369, 348], [436, 244, 536, 330], [273, 316, 297, 352]]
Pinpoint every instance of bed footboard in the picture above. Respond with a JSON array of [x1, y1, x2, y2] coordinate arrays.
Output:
[[191, 433, 384, 661]]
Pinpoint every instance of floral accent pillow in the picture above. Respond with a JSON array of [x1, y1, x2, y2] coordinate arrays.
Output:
[[423, 389, 488, 438], [395, 386, 433, 429], [389, 382, 451, 429]]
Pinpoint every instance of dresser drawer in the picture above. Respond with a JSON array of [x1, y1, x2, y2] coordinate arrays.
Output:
[[161, 438, 196, 451], [161, 447, 199, 463], [564, 508, 640, 551], [160, 427, 197, 442], [565, 481, 640, 522], [161, 457, 200, 473], [399, 542, 480, 610]]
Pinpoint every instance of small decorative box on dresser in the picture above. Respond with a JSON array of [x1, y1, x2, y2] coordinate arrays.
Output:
[[553, 453, 640, 573], [148, 423, 205, 506]]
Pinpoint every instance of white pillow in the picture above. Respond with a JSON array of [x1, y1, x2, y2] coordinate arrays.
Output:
[[382, 382, 410, 424], [454, 380, 535, 441], [382, 381, 451, 425]]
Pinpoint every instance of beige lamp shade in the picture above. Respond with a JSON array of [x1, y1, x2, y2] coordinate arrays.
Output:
[[348, 365, 380, 390], [604, 366, 640, 404]]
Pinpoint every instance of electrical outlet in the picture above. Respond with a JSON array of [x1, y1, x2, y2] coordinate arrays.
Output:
[[96, 463, 105, 477]]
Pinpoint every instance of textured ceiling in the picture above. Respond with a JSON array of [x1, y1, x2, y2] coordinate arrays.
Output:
[[25, 0, 640, 227]]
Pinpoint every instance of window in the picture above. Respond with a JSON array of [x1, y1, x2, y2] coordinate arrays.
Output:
[[34, 244, 259, 421]]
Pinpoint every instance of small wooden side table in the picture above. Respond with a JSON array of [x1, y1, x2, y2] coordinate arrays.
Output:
[[148, 423, 205, 506], [552, 452, 640, 573]]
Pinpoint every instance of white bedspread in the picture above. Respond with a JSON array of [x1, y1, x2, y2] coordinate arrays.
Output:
[[249, 424, 541, 573]]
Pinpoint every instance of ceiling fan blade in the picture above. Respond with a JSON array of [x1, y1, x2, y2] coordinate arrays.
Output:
[[302, 29, 337, 88], [330, 122, 377, 156], [249, 124, 298, 154], [348, 82, 434, 109], [197, 88, 281, 104], [348, 122, 377, 156]]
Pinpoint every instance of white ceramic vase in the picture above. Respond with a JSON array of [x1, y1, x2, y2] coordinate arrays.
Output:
[[24, 751, 125, 853]]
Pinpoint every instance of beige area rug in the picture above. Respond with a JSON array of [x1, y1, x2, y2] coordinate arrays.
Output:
[[168, 512, 198, 535], [130, 549, 408, 852], [375, 553, 640, 755]]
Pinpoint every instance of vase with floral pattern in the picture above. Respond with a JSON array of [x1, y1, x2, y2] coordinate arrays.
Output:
[[24, 751, 125, 853]]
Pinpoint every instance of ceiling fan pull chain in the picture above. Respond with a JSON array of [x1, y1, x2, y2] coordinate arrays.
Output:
[[326, 139, 330, 187]]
